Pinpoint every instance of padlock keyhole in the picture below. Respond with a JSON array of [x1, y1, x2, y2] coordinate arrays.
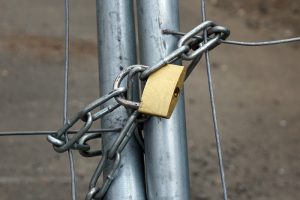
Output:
[[173, 87, 180, 98]]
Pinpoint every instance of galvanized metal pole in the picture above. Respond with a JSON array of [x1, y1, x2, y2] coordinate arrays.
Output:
[[136, 0, 190, 199], [96, 1, 146, 199]]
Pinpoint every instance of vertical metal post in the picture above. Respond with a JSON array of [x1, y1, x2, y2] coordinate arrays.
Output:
[[96, 1, 146, 199], [137, 0, 190, 199]]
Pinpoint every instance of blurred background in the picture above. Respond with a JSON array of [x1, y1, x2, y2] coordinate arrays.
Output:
[[0, 0, 299, 199]]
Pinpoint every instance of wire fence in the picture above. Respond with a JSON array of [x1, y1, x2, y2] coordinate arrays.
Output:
[[0, 0, 299, 199]]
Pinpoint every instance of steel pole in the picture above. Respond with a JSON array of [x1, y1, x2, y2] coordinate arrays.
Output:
[[96, 1, 146, 199], [136, 0, 190, 199]]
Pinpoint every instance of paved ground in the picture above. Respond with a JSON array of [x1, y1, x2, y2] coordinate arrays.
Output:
[[0, 0, 299, 199]]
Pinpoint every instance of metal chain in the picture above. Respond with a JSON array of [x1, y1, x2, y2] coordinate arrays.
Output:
[[44, 20, 231, 199], [38, 12, 300, 199], [0, 20, 232, 199], [48, 7, 300, 199], [45, 64, 147, 199]]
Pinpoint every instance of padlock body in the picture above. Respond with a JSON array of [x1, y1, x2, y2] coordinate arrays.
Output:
[[138, 64, 186, 118]]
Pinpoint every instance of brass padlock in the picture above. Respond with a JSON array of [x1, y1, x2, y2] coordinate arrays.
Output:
[[138, 64, 186, 118]]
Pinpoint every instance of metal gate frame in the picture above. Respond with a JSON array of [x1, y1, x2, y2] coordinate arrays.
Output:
[[96, 0, 190, 199]]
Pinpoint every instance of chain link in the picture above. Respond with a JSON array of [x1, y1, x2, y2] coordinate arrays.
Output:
[[86, 152, 121, 200]]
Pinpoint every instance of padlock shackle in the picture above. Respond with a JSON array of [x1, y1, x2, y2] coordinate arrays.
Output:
[[139, 45, 188, 80]]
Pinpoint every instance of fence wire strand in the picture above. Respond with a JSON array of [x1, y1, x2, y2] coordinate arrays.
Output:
[[0, 129, 121, 136], [222, 37, 300, 46], [162, 30, 300, 47], [63, 0, 77, 199], [201, 1, 228, 200]]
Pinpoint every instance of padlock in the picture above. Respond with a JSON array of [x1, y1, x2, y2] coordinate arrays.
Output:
[[138, 64, 186, 118]]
